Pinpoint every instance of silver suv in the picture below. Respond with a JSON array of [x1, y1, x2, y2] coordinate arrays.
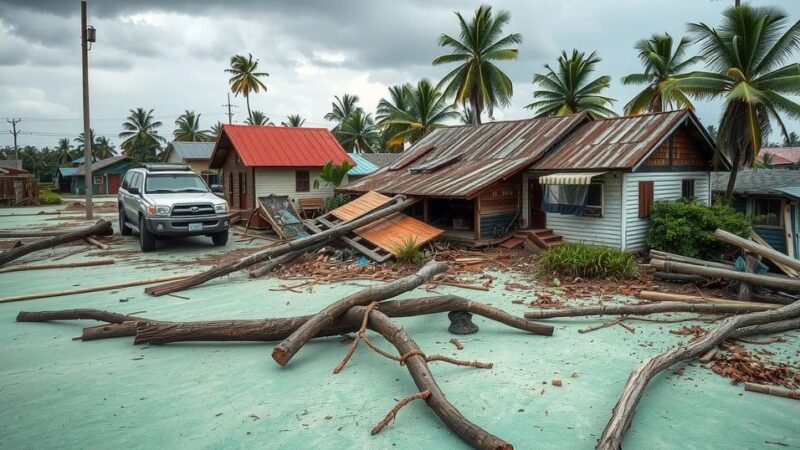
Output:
[[118, 164, 230, 251]]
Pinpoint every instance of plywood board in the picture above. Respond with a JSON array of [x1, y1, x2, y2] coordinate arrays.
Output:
[[330, 191, 393, 222], [257, 195, 308, 240], [354, 213, 443, 255]]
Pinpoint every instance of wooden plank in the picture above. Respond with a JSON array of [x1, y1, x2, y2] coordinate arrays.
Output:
[[305, 220, 390, 262], [749, 230, 799, 277], [784, 204, 795, 260], [329, 191, 393, 222], [354, 213, 444, 255]]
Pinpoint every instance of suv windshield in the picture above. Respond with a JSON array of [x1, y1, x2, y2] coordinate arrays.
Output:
[[145, 173, 209, 193]]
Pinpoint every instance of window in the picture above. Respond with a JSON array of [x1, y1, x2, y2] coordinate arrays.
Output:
[[638, 181, 654, 218], [145, 173, 208, 194], [131, 173, 143, 191], [583, 183, 603, 217], [121, 172, 132, 190], [752, 198, 782, 227], [295, 170, 310, 192], [681, 179, 695, 199], [93, 175, 103, 185]]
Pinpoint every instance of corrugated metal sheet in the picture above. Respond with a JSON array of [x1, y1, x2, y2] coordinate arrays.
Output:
[[534, 110, 697, 171], [347, 154, 380, 176], [58, 167, 77, 177], [539, 172, 607, 185], [169, 141, 215, 160], [760, 147, 800, 165], [712, 169, 800, 199], [210, 125, 353, 168], [343, 113, 589, 198], [776, 187, 800, 200]]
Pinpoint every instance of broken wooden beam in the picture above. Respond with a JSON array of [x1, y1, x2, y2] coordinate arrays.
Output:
[[85, 237, 109, 250], [637, 291, 778, 308], [271, 261, 447, 366], [0, 259, 114, 274], [715, 229, 800, 273], [524, 301, 776, 320], [0, 219, 113, 267], [248, 243, 326, 278], [145, 196, 416, 296], [650, 259, 800, 292], [744, 382, 800, 401]]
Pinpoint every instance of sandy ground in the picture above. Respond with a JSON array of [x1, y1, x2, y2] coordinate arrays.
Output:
[[0, 203, 797, 449]]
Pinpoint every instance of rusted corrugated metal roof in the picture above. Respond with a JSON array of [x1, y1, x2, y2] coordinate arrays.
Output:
[[533, 109, 708, 171], [210, 125, 353, 168], [343, 113, 589, 198]]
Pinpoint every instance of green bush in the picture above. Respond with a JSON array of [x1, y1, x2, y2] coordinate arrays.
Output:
[[394, 237, 424, 265], [646, 199, 750, 259], [537, 243, 636, 279], [323, 193, 352, 213], [39, 191, 62, 205]]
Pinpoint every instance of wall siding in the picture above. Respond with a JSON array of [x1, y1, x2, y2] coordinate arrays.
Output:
[[478, 178, 520, 239], [545, 172, 624, 248], [624, 171, 710, 251], [254, 167, 343, 207]]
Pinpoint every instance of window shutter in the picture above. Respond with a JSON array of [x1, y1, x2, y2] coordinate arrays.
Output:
[[638, 181, 654, 218]]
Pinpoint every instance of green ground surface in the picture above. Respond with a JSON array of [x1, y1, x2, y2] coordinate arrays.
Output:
[[0, 204, 797, 449]]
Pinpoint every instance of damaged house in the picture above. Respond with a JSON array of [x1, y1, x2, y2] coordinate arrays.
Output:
[[344, 109, 722, 251]]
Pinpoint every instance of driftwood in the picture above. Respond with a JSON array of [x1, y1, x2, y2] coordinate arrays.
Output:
[[357, 307, 512, 449], [372, 390, 432, 435], [597, 299, 800, 449], [16, 309, 146, 323], [650, 259, 800, 292], [524, 301, 776, 319], [272, 261, 447, 366], [145, 196, 415, 296], [0, 219, 113, 267], [0, 259, 114, 273], [649, 250, 734, 270], [715, 229, 800, 273], [637, 291, 777, 308], [744, 382, 800, 400]]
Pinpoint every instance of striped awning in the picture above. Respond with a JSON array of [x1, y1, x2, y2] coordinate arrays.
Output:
[[538, 172, 607, 185]]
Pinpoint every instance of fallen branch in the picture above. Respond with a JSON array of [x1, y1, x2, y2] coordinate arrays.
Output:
[[597, 299, 800, 449], [0, 259, 114, 273], [0, 219, 113, 267], [638, 291, 777, 307], [744, 382, 800, 400], [16, 309, 145, 323], [651, 259, 800, 292], [715, 229, 800, 273], [525, 301, 776, 319], [271, 261, 447, 367], [371, 390, 431, 435], [249, 243, 326, 278], [85, 237, 109, 250], [145, 196, 415, 296]]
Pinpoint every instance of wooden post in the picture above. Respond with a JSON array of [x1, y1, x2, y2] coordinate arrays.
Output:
[[0, 220, 112, 267], [650, 259, 800, 292], [737, 252, 758, 301], [715, 229, 800, 272], [80, 0, 93, 219]]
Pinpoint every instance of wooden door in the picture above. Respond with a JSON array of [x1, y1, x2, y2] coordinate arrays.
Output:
[[528, 178, 546, 229], [107, 174, 121, 194]]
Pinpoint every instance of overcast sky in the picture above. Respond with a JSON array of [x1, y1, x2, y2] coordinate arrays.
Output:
[[1, 0, 798, 149]]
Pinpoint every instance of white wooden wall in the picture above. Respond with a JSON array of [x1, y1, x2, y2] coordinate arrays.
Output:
[[623, 171, 711, 251], [253, 167, 344, 205]]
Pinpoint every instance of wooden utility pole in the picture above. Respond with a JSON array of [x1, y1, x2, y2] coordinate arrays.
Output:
[[6, 118, 20, 161], [223, 93, 235, 124], [80, 0, 93, 219]]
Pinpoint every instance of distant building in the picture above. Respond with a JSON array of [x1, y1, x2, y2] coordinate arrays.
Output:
[[346, 153, 403, 183], [758, 147, 800, 167], [70, 156, 135, 195], [164, 141, 219, 186]]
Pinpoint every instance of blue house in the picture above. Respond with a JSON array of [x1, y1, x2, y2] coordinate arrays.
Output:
[[713, 169, 800, 259]]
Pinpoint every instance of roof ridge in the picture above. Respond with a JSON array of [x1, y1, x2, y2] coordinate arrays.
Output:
[[589, 109, 689, 122]]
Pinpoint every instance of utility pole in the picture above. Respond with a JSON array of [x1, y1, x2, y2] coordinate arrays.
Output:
[[80, 0, 95, 219], [222, 93, 237, 124], [6, 118, 20, 161]]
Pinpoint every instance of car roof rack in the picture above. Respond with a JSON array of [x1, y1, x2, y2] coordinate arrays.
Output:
[[143, 163, 191, 171]]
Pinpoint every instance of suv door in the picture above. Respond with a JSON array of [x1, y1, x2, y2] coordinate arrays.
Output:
[[125, 172, 142, 218]]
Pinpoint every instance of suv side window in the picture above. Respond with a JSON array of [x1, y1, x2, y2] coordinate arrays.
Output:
[[122, 172, 133, 190], [129, 173, 140, 191], [135, 173, 145, 190]]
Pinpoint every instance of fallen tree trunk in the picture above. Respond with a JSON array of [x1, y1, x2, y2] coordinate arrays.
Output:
[[524, 301, 776, 320], [272, 261, 447, 366], [637, 291, 777, 308], [248, 243, 326, 278], [0, 219, 113, 267], [145, 196, 415, 296], [597, 299, 800, 449], [715, 229, 800, 273], [0, 259, 114, 273], [744, 382, 800, 400], [649, 250, 734, 270], [357, 307, 512, 449], [730, 317, 800, 338], [649, 260, 800, 292]]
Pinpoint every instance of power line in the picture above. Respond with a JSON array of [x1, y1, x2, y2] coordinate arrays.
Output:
[[6, 118, 21, 160]]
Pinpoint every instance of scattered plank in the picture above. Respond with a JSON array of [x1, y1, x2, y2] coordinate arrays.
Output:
[[0, 259, 114, 273], [715, 229, 800, 274], [525, 301, 776, 319], [650, 259, 800, 292], [0, 220, 113, 267], [744, 382, 800, 401], [85, 237, 109, 250]]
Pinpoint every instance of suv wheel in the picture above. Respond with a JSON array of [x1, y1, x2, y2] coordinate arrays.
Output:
[[139, 216, 156, 252], [211, 230, 229, 247], [119, 206, 132, 236]]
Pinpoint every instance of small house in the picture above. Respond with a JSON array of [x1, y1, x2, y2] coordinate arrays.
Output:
[[758, 147, 800, 168], [346, 153, 403, 183], [344, 109, 722, 250], [209, 125, 353, 217], [71, 156, 134, 195], [56, 167, 77, 193], [713, 169, 800, 259], [164, 141, 220, 186], [0, 166, 38, 206]]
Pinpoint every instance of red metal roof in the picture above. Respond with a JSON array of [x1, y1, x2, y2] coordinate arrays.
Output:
[[210, 125, 353, 168], [760, 147, 800, 165]]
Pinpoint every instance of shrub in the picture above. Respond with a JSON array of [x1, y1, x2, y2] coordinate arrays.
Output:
[[394, 237, 424, 265], [646, 198, 750, 259], [323, 193, 352, 213], [537, 243, 636, 279], [39, 191, 62, 205]]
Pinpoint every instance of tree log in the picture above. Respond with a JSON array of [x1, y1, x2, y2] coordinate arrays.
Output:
[[356, 307, 512, 449], [715, 229, 800, 273], [649, 250, 734, 270], [248, 243, 326, 278], [144, 196, 415, 296], [0, 220, 113, 267], [271, 261, 447, 366], [650, 259, 800, 292], [744, 382, 800, 400], [597, 299, 800, 449], [637, 291, 777, 308], [730, 317, 800, 338], [16, 309, 145, 323], [0, 259, 114, 273], [524, 301, 775, 319], [82, 322, 139, 340]]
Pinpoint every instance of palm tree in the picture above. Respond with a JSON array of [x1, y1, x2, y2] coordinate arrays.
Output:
[[622, 33, 701, 115], [93, 136, 116, 159], [119, 108, 166, 158], [74, 129, 95, 154], [173, 110, 212, 142], [527, 49, 616, 118], [756, 152, 775, 169], [282, 114, 306, 127], [381, 79, 459, 145], [433, 5, 521, 124], [666, 6, 800, 201], [211, 122, 224, 138], [245, 111, 272, 126], [376, 84, 413, 151], [459, 105, 478, 124], [324, 94, 362, 129], [55, 138, 74, 165], [783, 131, 800, 147], [335, 111, 381, 153], [225, 53, 269, 121]]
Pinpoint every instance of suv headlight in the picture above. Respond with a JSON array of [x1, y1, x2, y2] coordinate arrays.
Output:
[[147, 205, 171, 217], [214, 203, 228, 214]]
